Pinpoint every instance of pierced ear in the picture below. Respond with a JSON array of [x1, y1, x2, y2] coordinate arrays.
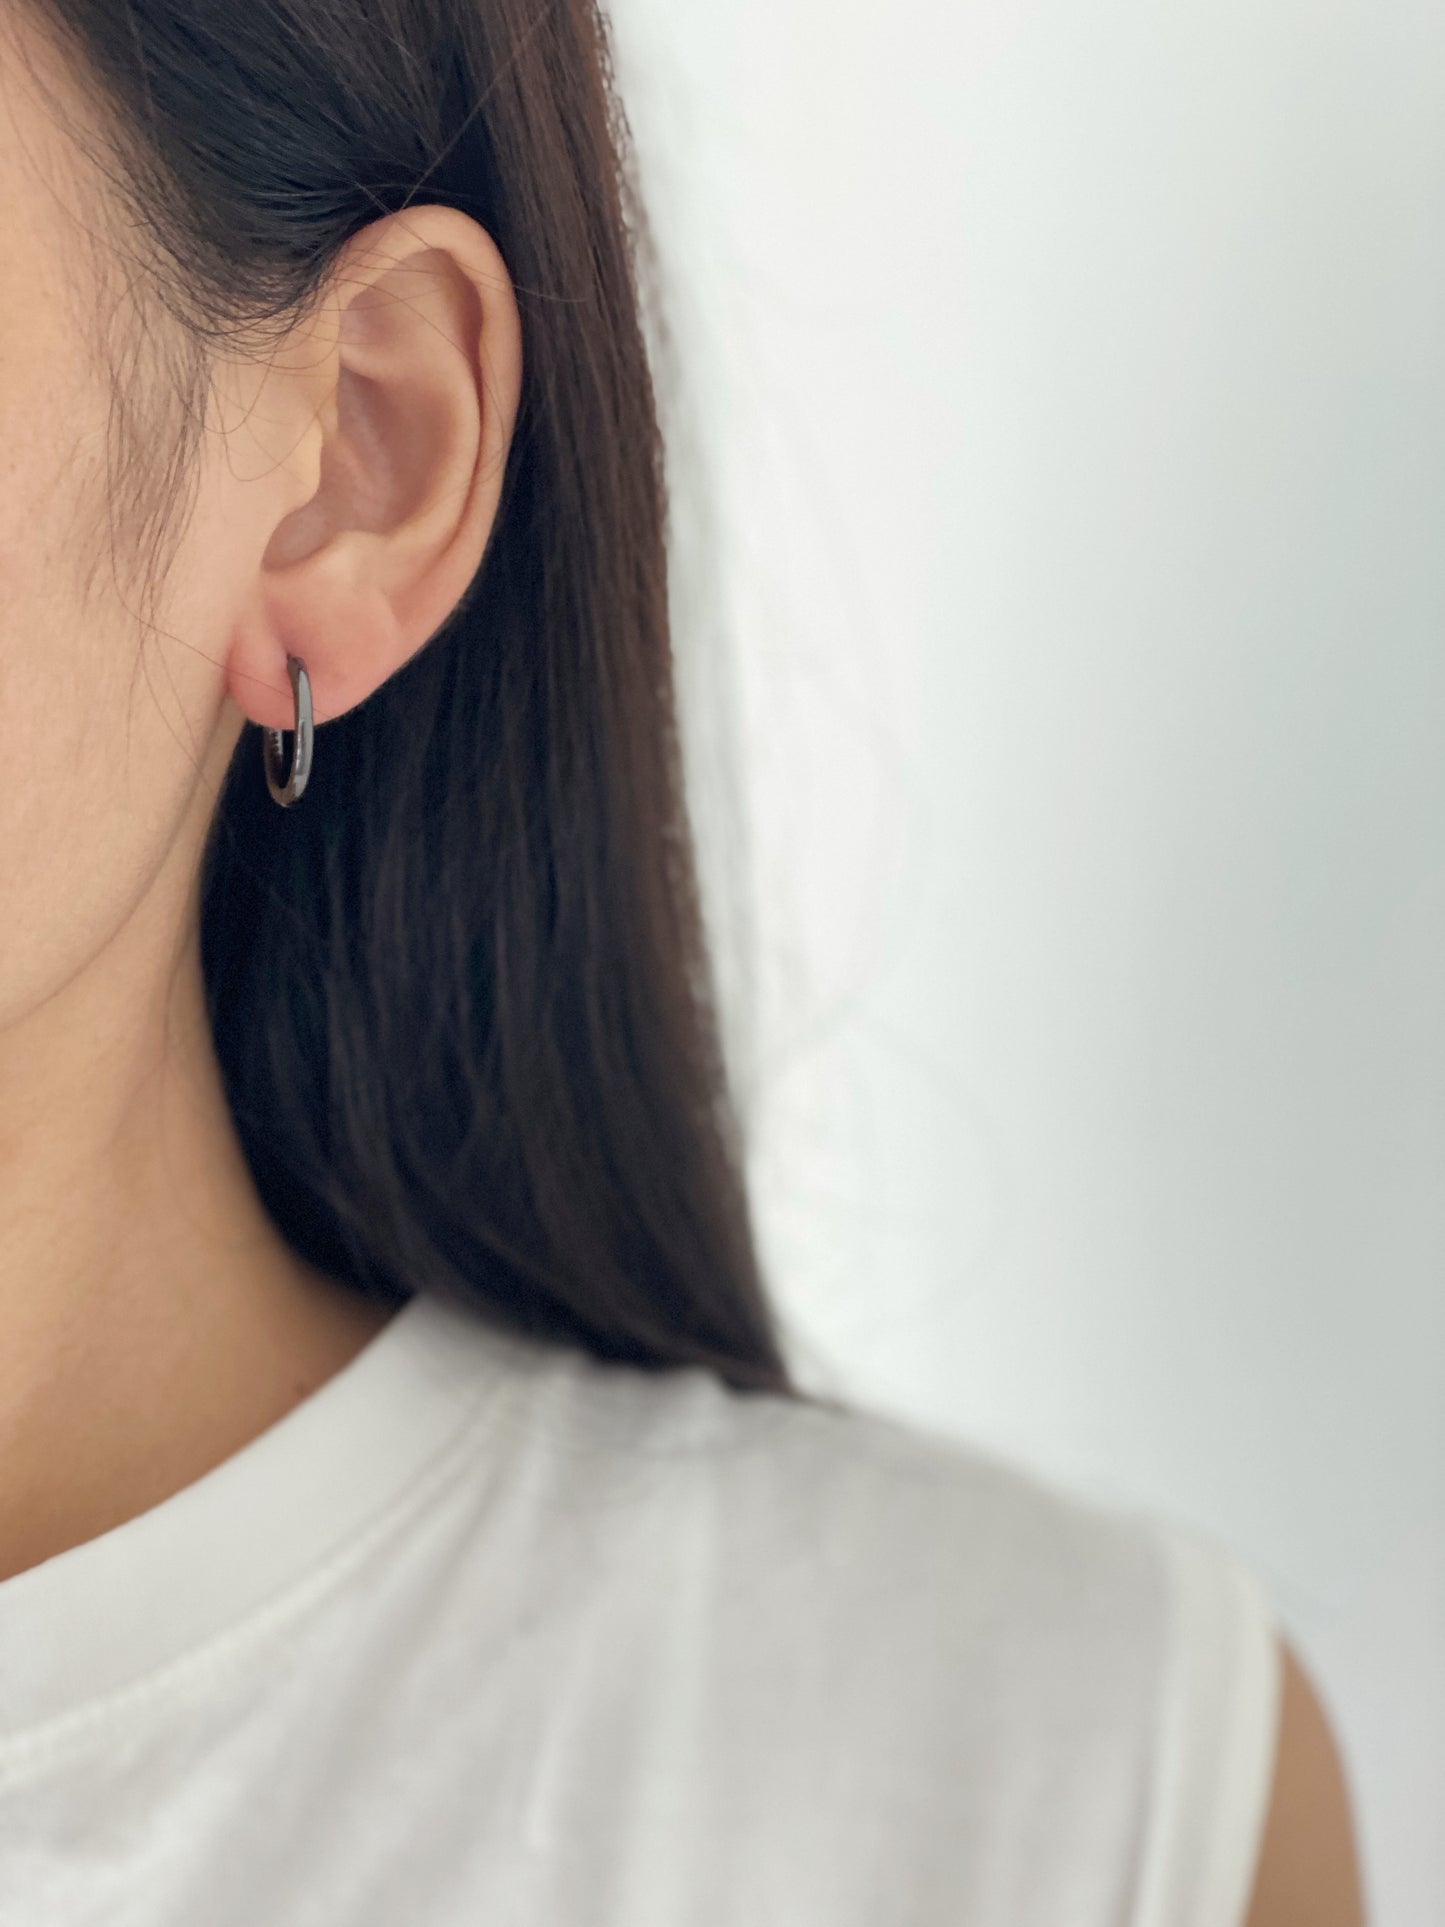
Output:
[[224, 205, 523, 735]]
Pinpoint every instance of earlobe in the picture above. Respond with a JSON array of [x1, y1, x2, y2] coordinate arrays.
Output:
[[223, 204, 523, 736], [226, 545, 407, 735]]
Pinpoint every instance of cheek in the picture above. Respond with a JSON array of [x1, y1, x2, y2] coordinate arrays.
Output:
[[0, 370, 109, 822], [0, 374, 223, 1029], [0, 328, 113, 671], [0, 635, 136, 1034]]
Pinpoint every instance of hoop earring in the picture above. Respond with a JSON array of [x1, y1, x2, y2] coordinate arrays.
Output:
[[263, 653, 314, 807]]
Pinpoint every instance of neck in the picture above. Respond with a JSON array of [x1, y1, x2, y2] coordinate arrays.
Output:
[[0, 809, 392, 1585]]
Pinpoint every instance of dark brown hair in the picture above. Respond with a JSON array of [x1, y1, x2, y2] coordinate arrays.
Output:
[[14, 0, 800, 1396]]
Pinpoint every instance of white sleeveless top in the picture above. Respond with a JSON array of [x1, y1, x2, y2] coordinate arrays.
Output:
[[0, 1289, 1280, 1925]]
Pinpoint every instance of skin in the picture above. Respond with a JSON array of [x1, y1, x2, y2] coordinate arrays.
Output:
[[1244, 1640, 1368, 1925], [0, 18, 522, 1583], [0, 19, 1368, 1924]]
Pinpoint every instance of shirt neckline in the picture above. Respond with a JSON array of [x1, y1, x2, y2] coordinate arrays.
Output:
[[0, 1287, 531, 1743]]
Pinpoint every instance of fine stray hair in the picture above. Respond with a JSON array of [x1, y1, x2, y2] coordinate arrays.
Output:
[[13, 0, 802, 1398]]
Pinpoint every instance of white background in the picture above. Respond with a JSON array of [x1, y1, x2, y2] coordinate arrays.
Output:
[[610, 2, 1445, 1919]]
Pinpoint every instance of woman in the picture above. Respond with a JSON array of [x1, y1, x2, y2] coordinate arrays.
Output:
[[0, 2, 1365, 1921]]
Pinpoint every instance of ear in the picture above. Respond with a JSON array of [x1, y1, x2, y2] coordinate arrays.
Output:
[[221, 203, 523, 733]]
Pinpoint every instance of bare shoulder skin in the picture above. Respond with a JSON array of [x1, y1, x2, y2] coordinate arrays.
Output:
[[1243, 1639, 1367, 1927]]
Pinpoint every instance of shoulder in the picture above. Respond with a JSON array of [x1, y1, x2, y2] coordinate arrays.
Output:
[[525, 1352, 1318, 1918], [544, 1351, 1180, 1700], [559, 1352, 1172, 1623], [550, 1353, 1183, 1739], [1242, 1638, 1367, 1927]]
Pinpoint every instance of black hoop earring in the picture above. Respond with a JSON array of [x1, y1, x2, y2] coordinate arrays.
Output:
[[263, 654, 314, 807]]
